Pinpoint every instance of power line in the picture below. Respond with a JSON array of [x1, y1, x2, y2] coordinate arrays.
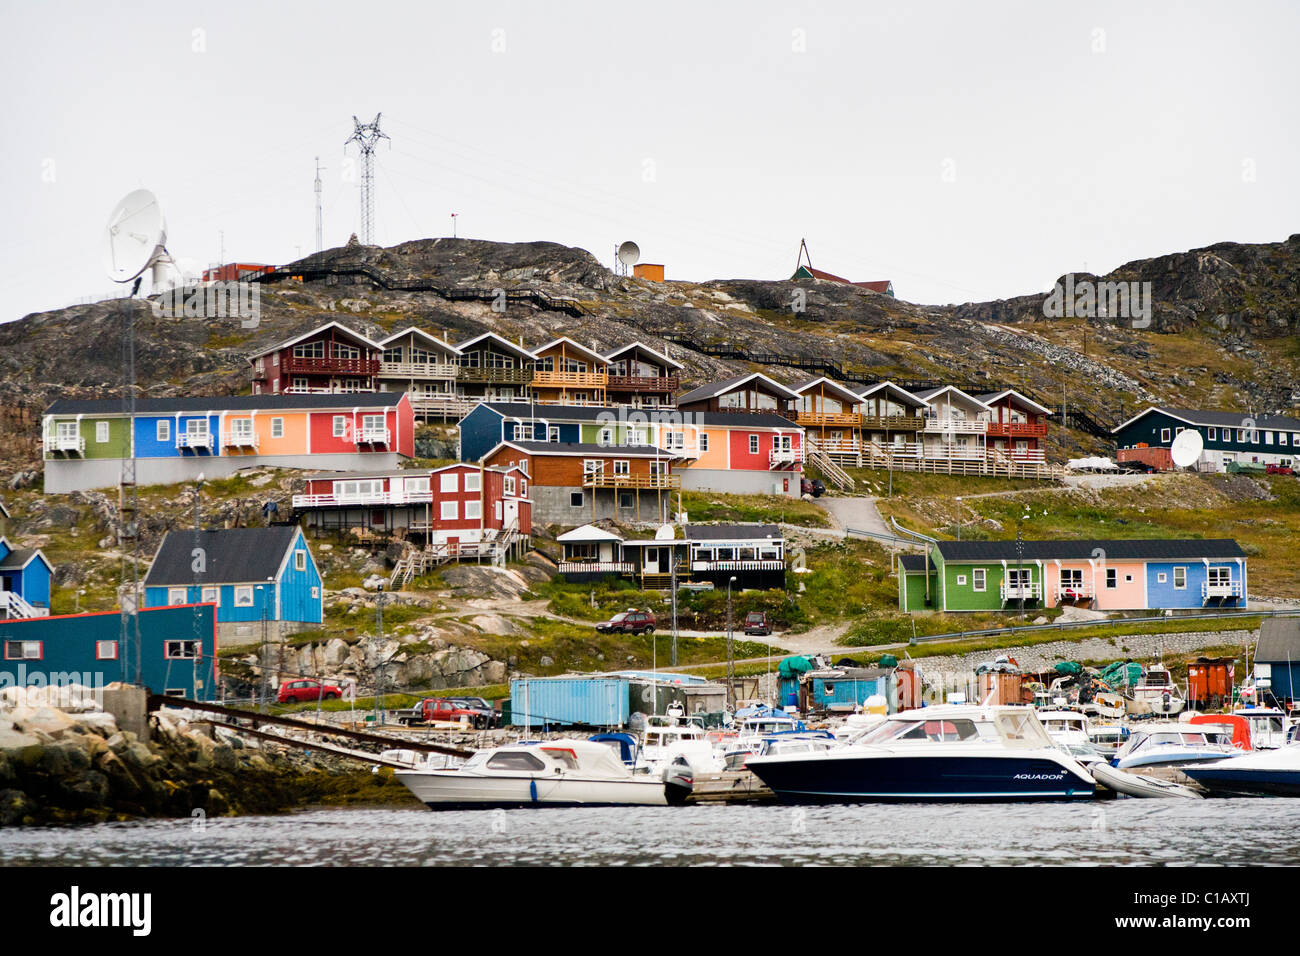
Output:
[[344, 113, 390, 245]]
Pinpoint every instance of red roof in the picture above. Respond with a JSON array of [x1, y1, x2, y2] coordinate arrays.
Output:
[[796, 266, 892, 293]]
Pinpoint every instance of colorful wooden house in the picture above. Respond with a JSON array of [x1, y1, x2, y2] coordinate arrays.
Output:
[[458, 403, 805, 500], [793, 376, 867, 457], [481, 440, 683, 525], [0, 536, 53, 619], [676, 372, 800, 418], [791, 264, 894, 297], [913, 386, 991, 462], [529, 337, 610, 406], [377, 328, 466, 419], [1113, 406, 1300, 473], [1254, 617, 1300, 703], [453, 332, 535, 404], [143, 526, 323, 643], [898, 539, 1247, 613], [856, 381, 930, 458], [250, 321, 382, 395], [604, 342, 682, 408], [975, 389, 1052, 462], [292, 462, 532, 556], [42, 393, 415, 493], [558, 523, 786, 589]]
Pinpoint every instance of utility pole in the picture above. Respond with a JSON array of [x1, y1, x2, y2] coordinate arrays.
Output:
[[345, 113, 389, 245], [374, 583, 385, 726], [726, 576, 738, 701], [314, 156, 324, 253]]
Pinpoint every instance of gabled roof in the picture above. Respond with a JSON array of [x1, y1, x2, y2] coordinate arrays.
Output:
[[934, 539, 1247, 563], [45, 393, 406, 417], [1256, 617, 1300, 663], [791, 376, 865, 406], [0, 537, 53, 574], [792, 266, 893, 294], [473, 403, 799, 430], [603, 341, 684, 370], [914, 385, 992, 411], [248, 321, 382, 361], [144, 526, 307, 587], [557, 524, 624, 543], [974, 389, 1054, 416], [676, 372, 799, 406], [898, 553, 936, 573], [454, 331, 536, 362], [531, 337, 609, 366], [484, 440, 685, 460], [856, 381, 930, 409], [682, 523, 782, 542], [377, 327, 462, 356], [1111, 406, 1300, 435]]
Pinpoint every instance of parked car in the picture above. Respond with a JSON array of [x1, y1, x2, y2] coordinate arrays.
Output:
[[801, 478, 826, 498], [277, 679, 343, 704], [596, 608, 656, 634], [1265, 464, 1294, 475], [744, 611, 773, 636], [397, 697, 487, 727], [448, 696, 498, 729]]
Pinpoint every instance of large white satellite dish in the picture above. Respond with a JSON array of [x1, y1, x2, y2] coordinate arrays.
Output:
[[617, 241, 640, 267], [1170, 428, 1204, 468], [102, 189, 172, 287]]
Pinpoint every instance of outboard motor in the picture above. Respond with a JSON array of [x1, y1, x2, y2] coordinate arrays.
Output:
[[663, 755, 694, 805]]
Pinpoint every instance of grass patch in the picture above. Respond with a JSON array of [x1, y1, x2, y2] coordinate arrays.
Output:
[[680, 491, 830, 528]]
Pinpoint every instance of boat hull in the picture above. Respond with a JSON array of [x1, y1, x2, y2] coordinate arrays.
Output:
[[395, 770, 685, 809], [1180, 768, 1300, 798], [747, 753, 1096, 803]]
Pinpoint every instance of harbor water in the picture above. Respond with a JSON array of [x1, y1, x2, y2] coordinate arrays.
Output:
[[3, 800, 1299, 866]]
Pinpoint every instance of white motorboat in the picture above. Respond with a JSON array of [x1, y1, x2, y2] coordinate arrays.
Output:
[[1038, 710, 1092, 748], [746, 704, 1096, 802], [1231, 706, 1291, 750], [1112, 723, 1241, 770], [1126, 664, 1186, 716], [1087, 723, 1130, 755], [395, 739, 692, 809], [640, 713, 722, 774], [1182, 743, 1300, 797]]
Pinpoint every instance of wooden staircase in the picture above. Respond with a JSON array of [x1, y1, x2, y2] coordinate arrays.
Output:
[[388, 525, 524, 589], [803, 436, 855, 490]]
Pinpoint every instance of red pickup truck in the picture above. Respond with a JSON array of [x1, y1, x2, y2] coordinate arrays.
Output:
[[397, 698, 486, 727]]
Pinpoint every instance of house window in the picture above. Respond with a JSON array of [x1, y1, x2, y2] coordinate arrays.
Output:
[[749, 435, 759, 455], [231, 418, 254, 441], [271, 418, 284, 439], [598, 428, 613, 446], [331, 342, 360, 360], [311, 586, 319, 599], [1238, 429, 1246, 442], [164, 640, 199, 659], [512, 423, 530, 441], [570, 492, 584, 508], [201, 586, 218, 604], [583, 459, 604, 477], [4, 641, 42, 660], [157, 420, 170, 442], [1160, 428, 1170, 442], [333, 416, 348, 437], [293, 341, 325, 358], [440, 473, 459, 493], [699, 434, 709, 452], [504, 476, 516, 496], [186, 418, 209, 439], [628, 429, 646, 446], [464, 500, 482, 519], [96, 421, 110, 443], [1106, 569, 1117, 589], [464, 472, 481, 492], [1173, 567, 1186, 590], [620, 492, 634, 509], [666, 432, 684, 451], [294, 550, 306, 572], [548, 426, 560, 442], [234, 586, 254, 607], [1282, 433, 1290, 446], [167, 588, 187, 606], [383, 346, 402, 363], [441, 501, 459, 520], [96, 640, 118, 661], [1207, 427, 1216, 441], [956, 574, 967, 586], [520, 480, 527, 496], [614, 460, 630, 476], [1157, 573, 1167, 584], [361, 414, 385, 437]]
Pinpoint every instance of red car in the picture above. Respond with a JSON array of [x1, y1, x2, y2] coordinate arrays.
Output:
[[400, 698, 487, 727], [1265, 464, 1294, 475], [277, 679, 343, 704], [596, 609, 656, 634]]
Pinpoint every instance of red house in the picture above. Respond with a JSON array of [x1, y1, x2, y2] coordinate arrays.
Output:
[[974, 389, 1053, 462], [250, 321, 383, 396]]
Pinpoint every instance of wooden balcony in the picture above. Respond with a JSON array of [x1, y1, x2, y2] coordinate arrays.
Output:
[[379, 360, 459, 380], [356, 427, 391, 446], [284, 356, 380, 376], [986, 420, 1049, 438], [1202, 580, 1242, 601], [861, 414, 927, 431], [176, 433, 214, 452], [608, 373, 679, 392], [222, 431, 259, 449], [709, 406, 800, 422], [1000, 581, 1042, 603], [558, 561, 635, 575], [796, 410, 860, 428], [531, 369, 609, 389], [582, 472, 680, 489], [293, 489, 432, 509], [457, 367, 532, 385], [924, 417, 988, 433], [769, 448, 804, 467]]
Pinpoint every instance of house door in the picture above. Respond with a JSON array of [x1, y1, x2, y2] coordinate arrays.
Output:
[[0, 574, 13, 593], [644, 548, 661, 574], [503, 500, 518, 529]]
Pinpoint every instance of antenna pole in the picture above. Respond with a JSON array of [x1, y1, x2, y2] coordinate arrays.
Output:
[[345, 113, 390, 245], [118, 284, 143, 687], [314, 156, 324, 253]]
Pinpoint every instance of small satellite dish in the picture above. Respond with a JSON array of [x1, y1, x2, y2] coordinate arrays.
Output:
[[654, 523, 676, 541], [1170, 429, 1204, 468], [102, 189, 172, 287], [617, 241, 640, 267]]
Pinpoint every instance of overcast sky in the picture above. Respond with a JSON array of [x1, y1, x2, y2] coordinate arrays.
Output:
[[3, 0, 1298, 322]]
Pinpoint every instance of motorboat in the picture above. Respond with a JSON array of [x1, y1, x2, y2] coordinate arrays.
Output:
[[640, 713, 722, 774], [395, 739, 692, 808], [1090, 762, 1204, 799], [1126, 664, 1186, 716], [745, 704, 1096, 803], [1231, 706, 1291, 750], [722, 731, 838, 770], [1087, 723, 1131, 755], [1182, 743, 1300, 797], [1112, 723, 1241, 771], [1038, 710, 1092, 748]]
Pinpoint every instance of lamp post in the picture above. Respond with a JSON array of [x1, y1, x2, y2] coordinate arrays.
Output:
[[955, 496, 962, 541], [374, 583, 386, 726]]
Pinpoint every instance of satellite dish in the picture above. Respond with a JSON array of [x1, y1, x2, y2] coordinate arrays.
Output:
[[617, 241, 640, 267], [1170, 429, 1204, 468], [102, 189, 172, 287], [654, 523, 676, 541]]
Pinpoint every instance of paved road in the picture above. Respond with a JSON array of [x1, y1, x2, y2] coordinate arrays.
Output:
[[816, 495, 894, 539]]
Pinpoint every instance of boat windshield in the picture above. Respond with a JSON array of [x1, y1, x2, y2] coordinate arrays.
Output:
[[858, 718, 992, 744]]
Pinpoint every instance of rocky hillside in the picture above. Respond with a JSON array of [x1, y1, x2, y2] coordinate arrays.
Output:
[[3, 234, 1299, 475]]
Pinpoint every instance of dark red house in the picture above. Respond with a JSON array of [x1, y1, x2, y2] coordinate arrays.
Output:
[[250, 322, 383, 396]]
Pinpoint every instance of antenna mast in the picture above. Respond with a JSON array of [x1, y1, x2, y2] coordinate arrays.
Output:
[[314, 156, 324, 253], [344, 113, 389, 245]]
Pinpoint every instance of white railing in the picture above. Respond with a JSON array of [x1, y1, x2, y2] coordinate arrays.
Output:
[[922, 443, 984, 461], [558, 561, 634, 575], [0, 591, 47, 619], [409, 395, 477, 416], [176, 433, 214, 451], [380, 361, 459, 379], [1202, 580, 1242, 599], [222, 431, 259, 449], [691, 560, 785, 572], [283, 385, 375, 395], [293, 489, 434, 508], [1000, 581, 1043, 602], [769, 447, 804, 467], [1056, 583, 1094, 601], [357, 427, 391, 445], [924, 418, 988, 433], [44, 435, 86, 455]]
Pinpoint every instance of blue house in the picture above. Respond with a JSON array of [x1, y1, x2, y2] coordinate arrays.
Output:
[[0, 536, 54, 619], [0, 603, 219, 701], [1113, 406, 1300, 473], [142, 526, 322, 643], [1254, 618, 1300, 705], [458, 403, 586, 462]]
